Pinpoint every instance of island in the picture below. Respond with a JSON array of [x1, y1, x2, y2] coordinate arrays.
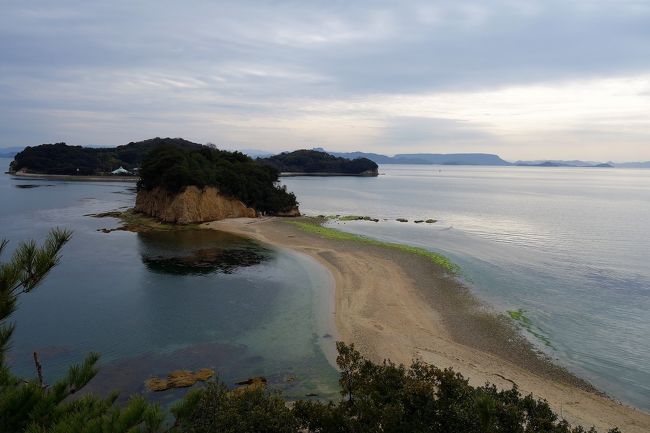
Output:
[[134, 144, 300, 223], [314, 149, 513, 166], [9, 137, 202, 176], [258, 149, 379, 176]]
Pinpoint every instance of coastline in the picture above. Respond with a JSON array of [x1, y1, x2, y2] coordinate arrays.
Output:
[[204, 216, 650, 433], [279, 172, 378, 177], [7, 171, 376, 181], [9, 171, 139, 182]]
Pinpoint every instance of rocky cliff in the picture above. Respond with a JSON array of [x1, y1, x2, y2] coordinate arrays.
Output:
[[135, 186, 258, 224]]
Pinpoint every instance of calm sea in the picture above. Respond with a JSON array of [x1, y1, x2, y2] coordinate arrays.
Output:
[[3, 158, 648, 411], [0, 158, 338, 403], [283, 165, 650, 411]]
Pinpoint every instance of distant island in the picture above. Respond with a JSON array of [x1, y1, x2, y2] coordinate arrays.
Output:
[[9, 138, 202, 175], [299, 148, 649, 168], [318, 149, 512, 166], [5, 140, 650, 173], [514, 160, 614, 168], [0, 146, 24, 158], [258, 149, 378, 176]]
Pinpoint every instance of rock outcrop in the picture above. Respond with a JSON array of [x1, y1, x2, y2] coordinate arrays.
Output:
[[146, 368, 214, 392], [135, 186, 257, 224]]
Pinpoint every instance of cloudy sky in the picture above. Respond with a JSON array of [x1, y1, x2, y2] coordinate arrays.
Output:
[[1, 0, 650, 161]]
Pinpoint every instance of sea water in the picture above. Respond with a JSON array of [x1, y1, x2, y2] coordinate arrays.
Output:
[[0, 158, 338, 403], [283, 165, 650, 411]]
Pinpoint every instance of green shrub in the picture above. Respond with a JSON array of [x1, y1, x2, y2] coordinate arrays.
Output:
[[173, 382, 297, 433]]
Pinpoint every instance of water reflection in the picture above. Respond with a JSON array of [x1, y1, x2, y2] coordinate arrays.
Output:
[[138, 230, 271, 275]]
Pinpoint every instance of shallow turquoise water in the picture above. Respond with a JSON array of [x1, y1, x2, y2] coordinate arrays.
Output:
[[0, 159, 338, 402], [283, 165, 650, 411]]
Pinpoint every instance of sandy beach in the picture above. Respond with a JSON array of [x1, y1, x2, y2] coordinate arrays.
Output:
[[204, 216, 650, 433]]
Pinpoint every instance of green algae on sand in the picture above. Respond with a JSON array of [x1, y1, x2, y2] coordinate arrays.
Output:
[[287, 219, 459, 274], [507, 309, 554, 348]]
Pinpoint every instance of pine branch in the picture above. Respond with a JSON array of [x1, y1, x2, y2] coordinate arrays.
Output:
[[33, 352, 45, 389]]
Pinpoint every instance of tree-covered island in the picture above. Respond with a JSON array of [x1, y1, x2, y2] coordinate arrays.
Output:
[[9, 140, 377, 178], [258, 149, 379, 176], [136, 145, 299, 218]]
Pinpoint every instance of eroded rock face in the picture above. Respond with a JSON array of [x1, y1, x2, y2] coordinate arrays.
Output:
[[135, 186, 258, 224]]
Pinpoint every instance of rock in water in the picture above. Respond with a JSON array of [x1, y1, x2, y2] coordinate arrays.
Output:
[[232, 376, 267, 395], [146, 368, 215, 392], [167, 370, 198, 388]]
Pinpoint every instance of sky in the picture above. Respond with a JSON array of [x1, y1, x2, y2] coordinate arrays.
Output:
[[1, 0, 650, 161]]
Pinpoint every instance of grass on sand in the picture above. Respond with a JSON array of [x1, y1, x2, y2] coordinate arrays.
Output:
[[287, 219, 459, 273]]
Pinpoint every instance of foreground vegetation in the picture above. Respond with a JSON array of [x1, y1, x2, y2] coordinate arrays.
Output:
[[1, 231, 619, 432], [138, 145, 298, 214], [258, 149, 378, 175]]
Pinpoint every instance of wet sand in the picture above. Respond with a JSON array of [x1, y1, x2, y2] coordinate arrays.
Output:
[[204, 217, 650, 433]]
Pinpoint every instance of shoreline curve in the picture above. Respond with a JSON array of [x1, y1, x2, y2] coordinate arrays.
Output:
[[203, 216, 650, 433]]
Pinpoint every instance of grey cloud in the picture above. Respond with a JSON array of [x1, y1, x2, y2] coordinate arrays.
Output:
[[365, 117, 499, 154], [1, 0, 650, 159]]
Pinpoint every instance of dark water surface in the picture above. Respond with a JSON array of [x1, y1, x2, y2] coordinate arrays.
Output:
[[1, 159, 338, 402], [283, 165, 650, 411]]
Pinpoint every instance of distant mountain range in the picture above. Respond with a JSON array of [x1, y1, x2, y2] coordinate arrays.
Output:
[[313, 149, 512, 165], [4, 142, 650, 168], [608, 161, 650, 168], [514, 160, 614, 168], [513, 159, 650, 168], [307, 148, 649, 168], [0, 146, 26, 158]]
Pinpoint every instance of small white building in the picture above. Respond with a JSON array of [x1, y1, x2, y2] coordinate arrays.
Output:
[[111, 166, 131, 175]]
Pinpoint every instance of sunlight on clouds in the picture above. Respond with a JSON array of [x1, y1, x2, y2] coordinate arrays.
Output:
[[286, 74, 650, 140], [379, 75, 650, 134]]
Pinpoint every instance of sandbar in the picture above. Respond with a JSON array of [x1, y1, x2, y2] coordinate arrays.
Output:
[[204, 216, 650, 433]]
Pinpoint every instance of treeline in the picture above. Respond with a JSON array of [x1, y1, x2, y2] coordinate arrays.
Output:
[[10, 140, 379, 177], [10, 138, 202, 175], [259, 150, 378, 175], [138, 145, 298, 214], [1, 231, 620, 433]]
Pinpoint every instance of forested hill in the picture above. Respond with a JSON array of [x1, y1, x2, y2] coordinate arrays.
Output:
[[138, 145, 298, 214], [258, 149, 379, 175], [9, 138, 202, 175]]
